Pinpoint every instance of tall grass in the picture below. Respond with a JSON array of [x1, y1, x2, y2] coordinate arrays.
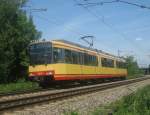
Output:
[[0, 81, 39, 93], [92, 85, 150, 115], [112, 85, 150, 115]]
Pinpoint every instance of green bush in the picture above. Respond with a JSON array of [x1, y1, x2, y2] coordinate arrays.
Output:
[[125, 56, 144, 79]]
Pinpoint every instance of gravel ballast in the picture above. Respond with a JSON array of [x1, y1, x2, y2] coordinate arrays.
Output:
[[2, 78, 150, 115]]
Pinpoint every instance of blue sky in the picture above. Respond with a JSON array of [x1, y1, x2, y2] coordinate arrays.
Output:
[[26, 0, 150, 67]]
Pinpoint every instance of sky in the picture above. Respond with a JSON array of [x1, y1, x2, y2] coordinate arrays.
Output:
[[26, 0, 150, 67]]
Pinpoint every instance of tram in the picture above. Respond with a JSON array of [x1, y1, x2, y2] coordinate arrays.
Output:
[[29, 40, 127, 87]]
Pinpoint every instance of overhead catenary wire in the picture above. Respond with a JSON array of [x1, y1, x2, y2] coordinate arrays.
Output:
[[73, 0, 126, 39], [78, 0, 150, 10], [73, 0, 147, 54], [78, 0, 118, 7], [73, 1, 130, 41], [24, 2, 98, 48], [24, 1, 85, 37], [35, 14, 99, 48], [117, 0, 150, 10], [25, 0, 124, 50]]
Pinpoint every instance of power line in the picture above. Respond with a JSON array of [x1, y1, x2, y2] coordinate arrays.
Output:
[[73, 0, 147, 54], [118, 0, 150, 10], [25, 1, 96, 48], [28, 8, 47, 12], [78, 0, 150, 10], [78, 0, 117, 7], [24, 1, 85, 37], [34, 14, 100, 48], [22, 3, 47, 16], [74, 0, 136, 43]]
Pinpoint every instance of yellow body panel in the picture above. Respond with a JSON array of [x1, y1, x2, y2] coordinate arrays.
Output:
[[29, 63, 127, 76]]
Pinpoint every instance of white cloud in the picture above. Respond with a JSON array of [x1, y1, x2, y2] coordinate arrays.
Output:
[[135, 37, 143, 41]]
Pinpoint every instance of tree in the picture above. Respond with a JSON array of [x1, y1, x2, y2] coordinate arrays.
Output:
[[0, 0, 41, 83], [125, 56, 143, 77]]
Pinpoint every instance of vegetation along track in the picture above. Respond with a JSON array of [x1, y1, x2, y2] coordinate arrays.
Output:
[[0, 76, 150, 111]]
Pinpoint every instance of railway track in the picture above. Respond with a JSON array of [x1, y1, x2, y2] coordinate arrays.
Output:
[[0, 82, 91, 97], [0, 76, 150, 111]]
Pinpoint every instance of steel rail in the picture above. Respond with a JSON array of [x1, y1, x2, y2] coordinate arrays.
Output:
[[0, 76, 150, 111], [0, 82, 86, 97]]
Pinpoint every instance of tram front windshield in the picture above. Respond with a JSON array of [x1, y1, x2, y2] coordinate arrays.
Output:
[[29, 42, 52, 65]]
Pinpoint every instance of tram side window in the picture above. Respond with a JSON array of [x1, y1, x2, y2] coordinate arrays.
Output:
[[84, 53, 98, 66], [72, 51, 79, 64], [108, 59, 114, 67], [101, 58, 114, 67], [84, 53, 89, 65], [79, 52, 84, 65], [53, 47, 64, 63], [65, 49, 72, 64], [101, 58, 107, 67], [92, 56, 98, 66], [89, 55, 98, 66], [116, 61, 126, 68], [88, 55, 92, 65], [95, 56, 98, 66]]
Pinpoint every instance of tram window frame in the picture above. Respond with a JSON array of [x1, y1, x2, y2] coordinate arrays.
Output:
[[101, 58, 114, 68], [29, 43, 52, 65], [108, 59, 114, 67], [101, 58, 107, 67], [93, 56, 98, 66], [72, 51, 79, 64], [88, 55, 92, 66], [53, 47, 99, 66], [84, 53, 88, 65], [53, 47, 64, 63], [83, 53, 98, 66], [63, 49, 85, 65], [64, 49, 72, 64], [79, 52, 84, 65], [116, 61, 126, 68]]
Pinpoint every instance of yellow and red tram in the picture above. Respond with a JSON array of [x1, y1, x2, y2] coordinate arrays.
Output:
[[28, 40, 127, 86]]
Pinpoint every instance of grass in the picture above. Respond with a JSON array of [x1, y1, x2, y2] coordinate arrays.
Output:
[[68, 85, 150, 115], [127, 69, 145, 79], [127, 73, 144, 79], [0, 80, 39, 93], [112, 85, 150, 115], [92, 85, 150, 115]]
